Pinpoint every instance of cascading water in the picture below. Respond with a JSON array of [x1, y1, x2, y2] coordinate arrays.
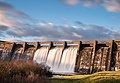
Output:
[[33, 47, 49, 64], [46, 47, 63, 72], [57, 47, 78, 73], [33, 46, 78, 73], [12, 48, 23, 61]]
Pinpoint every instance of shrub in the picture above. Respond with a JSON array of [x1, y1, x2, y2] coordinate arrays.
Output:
[[0, 61, 52, 83]]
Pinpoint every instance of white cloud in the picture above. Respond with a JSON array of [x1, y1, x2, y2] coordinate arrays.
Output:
[[1, 37, 20, 42], [103, 0, 120, 12], [64, 0, 120, 13], [65, 0, 79, 5], [72, 32, 83, 39]]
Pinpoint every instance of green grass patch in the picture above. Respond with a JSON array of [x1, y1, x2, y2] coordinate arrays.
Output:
[[50, 71, 120, 83]]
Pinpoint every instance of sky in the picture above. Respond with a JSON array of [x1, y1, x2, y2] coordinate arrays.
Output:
[[0, 0, 120, 42]]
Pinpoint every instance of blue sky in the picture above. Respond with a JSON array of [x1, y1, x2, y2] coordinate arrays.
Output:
[[0, 0, 120, 41]]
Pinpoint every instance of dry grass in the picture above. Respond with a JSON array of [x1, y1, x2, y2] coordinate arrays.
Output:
[[0, 61, 52, 83]]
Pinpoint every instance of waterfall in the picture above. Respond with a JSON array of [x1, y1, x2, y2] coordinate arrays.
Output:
[[46, 47, 63, 71], [12, 48, 23, 61], [33, 46, 78, 73], [33, 47, 49, 64], [57, 47, 78, 73]]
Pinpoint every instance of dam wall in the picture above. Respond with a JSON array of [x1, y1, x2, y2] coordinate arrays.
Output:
[[0, 40, 119, 74]]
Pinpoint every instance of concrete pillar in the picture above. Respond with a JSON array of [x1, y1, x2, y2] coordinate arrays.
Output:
[[49, 42, 53, 49], [109, 40, 114, 71], [88, 47, 94, 73], [105, 48, 109, 71], [45, 41, 53, 62], [74, 41, 82, 72], [58, 41, 67, 65], [31, 42, 40, 59], [35, 42, 40, 50], [9, 42, 16, 61], [99, 48, 104, 71], [63, 41, 67, 48], [23, 42, 27, 53], [90, 40, 97, 73]]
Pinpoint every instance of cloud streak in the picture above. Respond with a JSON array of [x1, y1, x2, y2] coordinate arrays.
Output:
[[0, 1, 120, 41], [64, 0, 120, 13], [6, 21, 120, 41], [0, 2, 36, 38]]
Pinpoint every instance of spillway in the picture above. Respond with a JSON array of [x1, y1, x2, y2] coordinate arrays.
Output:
[[12, 48, 23, 61], [33, 46, 78, 73], [1, 40, 120, 74], [33, 47, 49, 64], [46, 47, 63, 72], [56, 47, 78, 73]]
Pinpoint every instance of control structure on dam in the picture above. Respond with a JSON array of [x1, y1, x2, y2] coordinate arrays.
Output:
[[0, 40, 120, 74]]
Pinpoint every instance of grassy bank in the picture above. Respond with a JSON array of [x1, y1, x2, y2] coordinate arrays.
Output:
[[1, 61, 120, 83], [50, 71, 120, 83]]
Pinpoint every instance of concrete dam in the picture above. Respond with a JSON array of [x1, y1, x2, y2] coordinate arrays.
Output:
[[0, 40, 120, 74]]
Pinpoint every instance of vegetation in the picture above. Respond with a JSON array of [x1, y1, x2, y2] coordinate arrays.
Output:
[[50, 71, 120, 83], [0, 61, 52, 83], [1, 61, 120, 83]]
